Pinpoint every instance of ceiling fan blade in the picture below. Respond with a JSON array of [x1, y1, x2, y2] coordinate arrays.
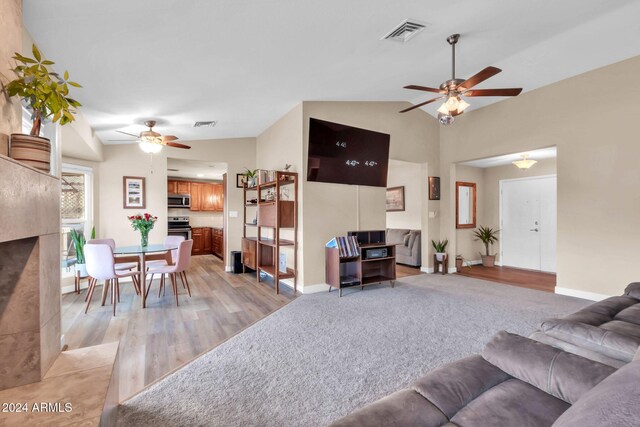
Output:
[[116, 130, 140, 138], [399, 96, 445, 113], [162, 135, 179, 142], [165, 141, 191, 149], [458, 66, 502, 90], [463, 88, 523, 97], [404, 85, 445, 94]]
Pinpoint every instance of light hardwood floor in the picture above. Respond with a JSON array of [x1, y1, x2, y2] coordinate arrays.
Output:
[[396, 263, 424, 278], [456, 265, 556, 293], [61, 255, 296, 401]]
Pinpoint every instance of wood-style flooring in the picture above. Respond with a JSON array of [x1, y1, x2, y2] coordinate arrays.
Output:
[[396, 263, 424, 278], [456, 264, 556, 293], [61, 255, 296, 402]]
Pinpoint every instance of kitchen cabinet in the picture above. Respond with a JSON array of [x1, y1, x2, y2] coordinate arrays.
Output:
[[167, 179, 223, 212], [168, 179, 190, 195], [167, 180, 177, 194], [189, 183, 204, 211], [203, 227, 212, 253], [212, 228, 223, 259], [192, 227, 205, 255]]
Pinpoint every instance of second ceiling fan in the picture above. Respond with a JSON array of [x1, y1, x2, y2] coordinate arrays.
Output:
[[400, 34, 522, 124]]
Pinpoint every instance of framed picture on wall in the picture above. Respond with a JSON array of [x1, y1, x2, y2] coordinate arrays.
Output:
[[123, 176, 145, 209], [386, 186, 405, 212], [429, 176, 441, 200], [236, 173, 246, 188]]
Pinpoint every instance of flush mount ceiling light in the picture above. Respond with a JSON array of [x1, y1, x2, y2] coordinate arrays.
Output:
[[139, 140, 163, 154], [512, 154, 537, 169], [399, 33, 523, 124]]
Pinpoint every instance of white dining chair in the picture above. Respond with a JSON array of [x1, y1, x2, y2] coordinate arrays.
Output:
[[146, 239, 194, 306], [84, 244, 141, 316], [87, 238, 141, 294], [146, 235, 185, 268]]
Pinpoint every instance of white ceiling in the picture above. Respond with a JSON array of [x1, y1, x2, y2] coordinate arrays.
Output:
[[459, 147, 556, 169], [23, 1, 640, 146], [167, 158, 227, 180]]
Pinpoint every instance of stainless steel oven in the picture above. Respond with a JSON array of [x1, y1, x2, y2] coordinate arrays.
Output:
[[168, 194, 191, 208], [168, 216, 192, 240]]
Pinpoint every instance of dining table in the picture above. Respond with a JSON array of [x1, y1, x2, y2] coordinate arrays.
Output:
[[113, 243, 178, 308]]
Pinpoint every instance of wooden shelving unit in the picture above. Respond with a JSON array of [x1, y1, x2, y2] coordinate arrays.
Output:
[[325, 240, 396, 297], [241, 184, 258, 272], [256, 171, 298, 294]]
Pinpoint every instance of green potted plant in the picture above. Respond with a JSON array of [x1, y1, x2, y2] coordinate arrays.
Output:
[[243, 168, 258, 187], [473, 226, 500, 267], [70, 226, 95, 277], [431, 239, 448, 262], [5, 44, 81, 172]]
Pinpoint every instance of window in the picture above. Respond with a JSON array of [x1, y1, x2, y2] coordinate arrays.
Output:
[[61, 164, 93, 277]]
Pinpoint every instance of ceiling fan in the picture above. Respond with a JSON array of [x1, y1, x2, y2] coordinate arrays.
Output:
[[400, 34, 523, 124], [112, 120, 191, 153]]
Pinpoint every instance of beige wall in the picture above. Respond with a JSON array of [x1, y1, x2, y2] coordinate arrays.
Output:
[[98, 138, 256, 269], [454, 165, 485, 263], [483, 158, 557, 264], [386, 160, 422, 230], [301, 102, 439, 287], [440, 55, 640, 297], [0, 0, 22, 154]]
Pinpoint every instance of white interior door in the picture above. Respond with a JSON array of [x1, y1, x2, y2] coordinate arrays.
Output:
[[501, 176, 557, 272]]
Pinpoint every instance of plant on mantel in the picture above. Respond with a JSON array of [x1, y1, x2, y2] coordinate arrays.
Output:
[[5, 44, 82, 172]]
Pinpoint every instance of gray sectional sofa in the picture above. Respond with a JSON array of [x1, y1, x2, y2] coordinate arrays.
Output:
[[386, 229, 421, 267], [530, 282, 640, 368], [331, 284, 640, 426]]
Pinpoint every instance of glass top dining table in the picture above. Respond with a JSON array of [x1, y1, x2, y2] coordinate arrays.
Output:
[[114, 243, 178, 308]]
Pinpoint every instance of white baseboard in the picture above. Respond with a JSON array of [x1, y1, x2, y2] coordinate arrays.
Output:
[[277, 280, 329, 294], [420, 266, 433, 274], [225, 265, 233, 272], [555, 287, 610, 302]]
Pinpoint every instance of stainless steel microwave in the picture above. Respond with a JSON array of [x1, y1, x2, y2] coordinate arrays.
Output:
[[168, 194, 191, 208]]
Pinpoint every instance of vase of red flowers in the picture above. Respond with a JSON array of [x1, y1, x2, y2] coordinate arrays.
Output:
[[128, 213, 157, 247]]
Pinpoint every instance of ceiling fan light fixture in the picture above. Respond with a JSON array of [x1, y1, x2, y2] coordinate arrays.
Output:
[[512, 154, 537, 169], [438, 113, 454, 125], [139, 141, 162, 154], [437, 103, 450, 115]]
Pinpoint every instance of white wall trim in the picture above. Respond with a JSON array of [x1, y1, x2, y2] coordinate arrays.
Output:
[[555, 287, 610, 302], [225, 265, 233, 273], [420, 266, 433, 273]]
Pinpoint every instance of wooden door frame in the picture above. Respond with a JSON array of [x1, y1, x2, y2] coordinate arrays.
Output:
[[222, 172, 227, 266]]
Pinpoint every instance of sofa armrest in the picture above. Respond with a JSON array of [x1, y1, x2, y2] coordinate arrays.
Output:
[[625, 282, 640, 299], [329, 389, 448, 427], [483, 331, 615, 404], [411, 355, 510, 419], [539, 318, 640, 362]]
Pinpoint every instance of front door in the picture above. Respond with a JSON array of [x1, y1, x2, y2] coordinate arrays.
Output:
[[500, 176, 557, 272]]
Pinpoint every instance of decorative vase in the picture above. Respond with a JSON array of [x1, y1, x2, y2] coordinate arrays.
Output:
[[140, 230, 149, 247], [10, 134, 51, 173], [75, 263, 88, 277]]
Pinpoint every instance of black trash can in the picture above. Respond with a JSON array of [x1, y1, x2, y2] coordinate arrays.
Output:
[[231, 251, 243, 273]]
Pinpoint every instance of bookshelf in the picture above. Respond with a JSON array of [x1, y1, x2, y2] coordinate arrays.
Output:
[[241, 182, 258, 272], [255, 171, 298, 294], [325, 236, 396, 297]]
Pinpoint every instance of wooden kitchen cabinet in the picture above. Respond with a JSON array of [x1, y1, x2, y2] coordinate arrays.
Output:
[[203, 227, 212, 253], [212, 228, 223, 259], [192, 227, 204, 255], [168, 179, 223, 212], [190, 183, 204, 211], [167, 180, 177, 194], [176, 181, 190, 194]]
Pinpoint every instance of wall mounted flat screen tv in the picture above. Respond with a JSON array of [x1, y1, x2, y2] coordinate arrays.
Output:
[[307, 118, 390, 187]]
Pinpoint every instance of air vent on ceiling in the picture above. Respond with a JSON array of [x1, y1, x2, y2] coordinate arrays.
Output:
[[382, 19, 428, 42], [168, 168, 179, 172], [193, 121, 217, 128]]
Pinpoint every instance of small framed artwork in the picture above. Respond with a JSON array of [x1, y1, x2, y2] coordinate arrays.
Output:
[[386, 186, 405, 212], [236, 173, 245, 188], [429, 176, 441, 200], [123, 176, 145, 209]]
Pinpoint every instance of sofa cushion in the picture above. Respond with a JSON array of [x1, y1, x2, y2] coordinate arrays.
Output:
[[407, 230, 420, 249], [403, 234, 411, 246], [562, 296, 638, 325], [529, 331, 627, 368], [328, 389, 448, 427], [412, 355, 510, 420], [396, 245, 411, 257], [613, 304, 640, 326], [482, 331, 614, 404], [386, 229, 409, 245], [600, 319, 640, 339], [552, 359, 640, 427], [451, 379, 570, 427]]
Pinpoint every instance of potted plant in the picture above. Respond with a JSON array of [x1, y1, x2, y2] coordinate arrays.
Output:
[[473, 226, 500, 267], [70, 226, 95, 277], [431, 239, 448, 261], [5, 44, 81, 172], [243, 168, 258, 187]]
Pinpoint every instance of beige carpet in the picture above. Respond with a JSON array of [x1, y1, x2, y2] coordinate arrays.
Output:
[[118, 273, 589, 426]]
